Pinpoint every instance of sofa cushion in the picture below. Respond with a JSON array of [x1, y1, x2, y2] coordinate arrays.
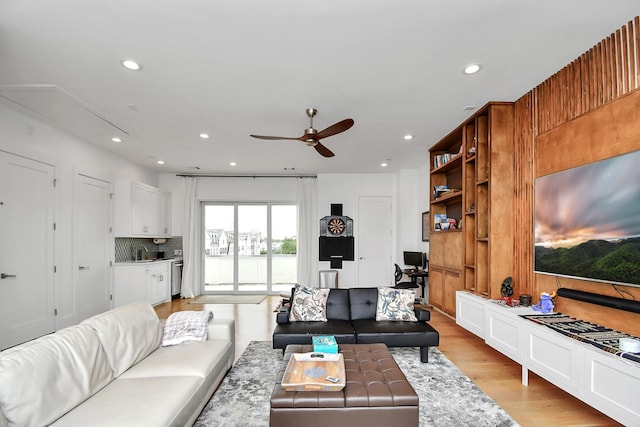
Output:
[[375, 287, 418, 321], [289, 287, 330, 321], [50, 376, 203, 427], [272, 320, 356, 349], [325, 288, 351, 321], [83, 303, 162, 377], [0, 324, 113, 427], [348, 288, 380, 320], [352, 319, 440, 347], [119, 338, 233, 379]]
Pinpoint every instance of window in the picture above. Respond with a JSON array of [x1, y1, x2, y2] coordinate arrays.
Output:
[[203, 203, 296, 293]]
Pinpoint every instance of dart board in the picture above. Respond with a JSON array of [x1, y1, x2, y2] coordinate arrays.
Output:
[[327, 217, 346, 235]]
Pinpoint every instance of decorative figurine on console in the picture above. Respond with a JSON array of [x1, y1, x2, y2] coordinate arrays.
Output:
[[501, 276, 514, 306], [532, 292, 556, 314]]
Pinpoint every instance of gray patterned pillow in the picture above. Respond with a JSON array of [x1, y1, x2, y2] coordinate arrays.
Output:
[[289, 287, 330, 322], [375, 287, 418, 321]]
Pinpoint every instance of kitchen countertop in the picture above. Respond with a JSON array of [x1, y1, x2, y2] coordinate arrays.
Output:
[[115, 257, 182, 266]]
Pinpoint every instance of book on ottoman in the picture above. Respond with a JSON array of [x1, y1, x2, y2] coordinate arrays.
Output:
[[312, 335, 338, 354]]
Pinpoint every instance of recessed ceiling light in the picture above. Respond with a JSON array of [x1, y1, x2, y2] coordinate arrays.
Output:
[[156, 160, 165, 165], [229, 162, 237, 166], [199, 133, 209, 139], [463, 64, 481, 74], [111, 137, 122, 143], [403, 134, 413, 141], [381, 162, 388, 167], [464, 105, 477, 111], [121, 59, 142, 71]]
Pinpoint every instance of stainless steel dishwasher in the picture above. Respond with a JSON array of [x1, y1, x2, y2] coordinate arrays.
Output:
[[171, 260, 183, 298]]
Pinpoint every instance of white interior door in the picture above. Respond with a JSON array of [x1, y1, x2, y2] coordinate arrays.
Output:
[[0, 151, 55, 350], [74, 174, 112, 320], [357, 196, 392, 287]]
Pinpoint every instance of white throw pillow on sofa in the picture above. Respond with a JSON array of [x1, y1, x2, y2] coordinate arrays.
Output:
[[0, 324, 113, 427], [376, 287, 418, 321], [83, 303, 162, 377], [289, 286, 330, 321]]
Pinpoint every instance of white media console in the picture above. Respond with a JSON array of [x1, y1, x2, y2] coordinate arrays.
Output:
[[455, 291, 640, 426]]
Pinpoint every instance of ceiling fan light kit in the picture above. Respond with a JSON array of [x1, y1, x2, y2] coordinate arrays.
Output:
[[250, 108, 354, 158]]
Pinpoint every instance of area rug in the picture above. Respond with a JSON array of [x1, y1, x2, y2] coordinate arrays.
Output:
[[194, 341, 520, 427], [189, 295, 266, 304]]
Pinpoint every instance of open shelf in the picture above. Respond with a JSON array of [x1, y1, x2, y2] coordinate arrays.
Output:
[[429, 102, 514, 314]]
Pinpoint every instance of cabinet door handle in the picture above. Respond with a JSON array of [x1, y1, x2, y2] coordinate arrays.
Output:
[[78, 266, 90, 270], [1, 273, 17, 279]]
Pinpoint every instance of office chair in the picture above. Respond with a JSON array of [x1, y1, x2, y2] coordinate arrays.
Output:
[[394, 264, 418, 289]]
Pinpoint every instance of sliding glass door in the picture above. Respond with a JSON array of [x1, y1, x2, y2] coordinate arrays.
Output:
[[203, 203, 296, 294], [237, 205, 267, 292]]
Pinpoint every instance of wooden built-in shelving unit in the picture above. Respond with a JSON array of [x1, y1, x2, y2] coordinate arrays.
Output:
[[429, 102, 514, 315]]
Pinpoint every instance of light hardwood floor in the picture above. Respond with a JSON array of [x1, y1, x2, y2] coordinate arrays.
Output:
[[154, 296, 621, 427]]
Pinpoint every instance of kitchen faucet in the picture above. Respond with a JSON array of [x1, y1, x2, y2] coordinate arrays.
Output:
[[134, 244, 149, 261]]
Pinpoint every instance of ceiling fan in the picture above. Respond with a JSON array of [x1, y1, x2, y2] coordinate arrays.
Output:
[[250, 108, 354, 157]]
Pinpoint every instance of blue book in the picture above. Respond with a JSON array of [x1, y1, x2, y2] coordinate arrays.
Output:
[[312, 335, 338, 354]]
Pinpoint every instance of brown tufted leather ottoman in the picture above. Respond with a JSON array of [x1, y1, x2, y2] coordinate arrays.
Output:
[[270, 344, 418, 427]]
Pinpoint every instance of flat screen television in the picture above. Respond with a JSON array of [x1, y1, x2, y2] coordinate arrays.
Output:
[[534, 150, 640, 288], [403, 251, 425, 270]]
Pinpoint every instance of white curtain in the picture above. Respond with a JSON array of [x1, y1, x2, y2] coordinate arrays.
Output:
[[296, 177, 318, 287], [180, 177, 198, 298]]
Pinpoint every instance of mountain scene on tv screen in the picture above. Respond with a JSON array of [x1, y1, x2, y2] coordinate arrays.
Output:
[[534, 237, 640, 285], [534, 150, 640, 286]]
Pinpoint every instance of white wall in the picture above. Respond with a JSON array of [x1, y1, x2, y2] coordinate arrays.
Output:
[[395, 165, 430, 263], [160, 173, 402, 289], [159, 171, 434, 290], [0, 104, 157, 328], [416, 162, 431, 254], [315, 173, 397, 287]]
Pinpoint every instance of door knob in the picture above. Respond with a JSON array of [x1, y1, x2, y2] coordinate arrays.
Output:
[[1, 273, 17, 279], [78, 266, 90, 270]]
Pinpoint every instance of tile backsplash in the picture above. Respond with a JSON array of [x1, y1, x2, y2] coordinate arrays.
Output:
[[115, 237, 183, 262]]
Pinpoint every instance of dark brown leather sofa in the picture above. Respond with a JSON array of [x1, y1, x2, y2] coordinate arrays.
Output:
[[272, 287, 439, 362]]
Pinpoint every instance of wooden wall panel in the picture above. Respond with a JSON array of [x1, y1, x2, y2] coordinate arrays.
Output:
[[513, 94, 534, 297], [512, 17, 640, 333], [533, 18, 639, 135], [536, 88, 640, 177]]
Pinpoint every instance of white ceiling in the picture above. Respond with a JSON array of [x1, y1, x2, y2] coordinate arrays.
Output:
[[1, 1, 638, 175]]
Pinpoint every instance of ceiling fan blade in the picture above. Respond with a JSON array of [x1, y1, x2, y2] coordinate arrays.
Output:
[[315, 118, 354, 140], [314, 141, 335, 157], [250, 134, 305, 141]]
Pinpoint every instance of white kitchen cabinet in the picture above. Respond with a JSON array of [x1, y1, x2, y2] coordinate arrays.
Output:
[[114, 180, 171, 237], [113, 261, 171, 307], [131, 182, 157, 235], [157, 190, 172, 236], [146, 262, 170, 306], [113, 265, 145, 307]]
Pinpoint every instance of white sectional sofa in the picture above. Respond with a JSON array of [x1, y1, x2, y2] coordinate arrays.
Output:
[[0, 303, 235, 427]]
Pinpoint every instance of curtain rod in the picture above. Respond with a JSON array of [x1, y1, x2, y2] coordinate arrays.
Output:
[[175, 173, 317, 178]]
